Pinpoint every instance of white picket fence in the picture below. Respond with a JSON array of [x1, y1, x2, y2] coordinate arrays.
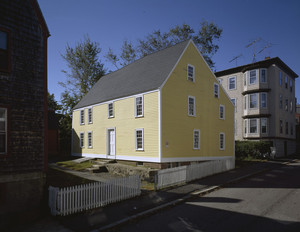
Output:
[[155, 158, 235, 190], [49, 175, 141, 216]]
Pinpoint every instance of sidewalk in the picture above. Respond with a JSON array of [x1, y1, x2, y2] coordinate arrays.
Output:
[[23, 158, 296, 232]]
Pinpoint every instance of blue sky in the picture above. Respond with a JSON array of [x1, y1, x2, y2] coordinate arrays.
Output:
[[38, 0, 300, 103]]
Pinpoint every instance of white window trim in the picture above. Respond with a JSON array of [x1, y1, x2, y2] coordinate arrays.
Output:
[[108, 102, 114, 118], [188, 96, 196, 117], [248, 69, 257, 85], [187, 64, 195, 82], [249, 93, 258, 109], [80, 132, 84, 148], [249, 118, 258, 134], [135, 95, 144, 118], [193, 129, 200, 150], [261, 118, 268, 134], [80, 109, 85, 125], [87, 131, 93, 148], [88, 107, 93, 124], [260, 93, 267, 108], [219, 105, 225, 120], [228, 76, 236, 90], [214, 83, 219, 98], [135, 128, 144, 151], [260, 68, 267, 83], [0, 107, 7, 155], [219, 132, 225, 150]]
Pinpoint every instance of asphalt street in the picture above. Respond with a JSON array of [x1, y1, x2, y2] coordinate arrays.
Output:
[[120, 160, 300, 232]]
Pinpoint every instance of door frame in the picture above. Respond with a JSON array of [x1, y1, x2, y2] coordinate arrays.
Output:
[[106, 127, 116, 159]]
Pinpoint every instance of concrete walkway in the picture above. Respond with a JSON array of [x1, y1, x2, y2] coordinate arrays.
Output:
[[22, 158, 298, 232]]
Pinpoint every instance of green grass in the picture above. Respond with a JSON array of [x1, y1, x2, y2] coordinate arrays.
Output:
[[56, 160, 94, 171]]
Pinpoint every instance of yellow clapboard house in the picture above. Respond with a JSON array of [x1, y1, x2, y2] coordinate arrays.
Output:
[[72, 40, 234, 168]]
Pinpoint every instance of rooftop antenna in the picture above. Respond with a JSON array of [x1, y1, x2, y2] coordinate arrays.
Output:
[[258, 42, 273, 59], [229, 54, 243, 67], [245, 37, 261, 63]]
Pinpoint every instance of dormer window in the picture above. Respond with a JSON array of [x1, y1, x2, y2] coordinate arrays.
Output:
[[187, 64, 195, 82]]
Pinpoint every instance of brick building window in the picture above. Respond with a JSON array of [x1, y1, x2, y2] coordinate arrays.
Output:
[[0, 108, 7, 154], [0, 30, 9, 72]]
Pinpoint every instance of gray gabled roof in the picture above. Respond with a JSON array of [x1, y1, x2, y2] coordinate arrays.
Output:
[[73, 40, 190, 110]]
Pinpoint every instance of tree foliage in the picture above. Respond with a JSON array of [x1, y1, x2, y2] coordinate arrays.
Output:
[[106, 21, 222, 69], [59, 35, 106, 115]]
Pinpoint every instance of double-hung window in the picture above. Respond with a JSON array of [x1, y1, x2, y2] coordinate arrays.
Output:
[[135, 96, 143, 117], [193, 129, 200, 150], [88, 108, 93, 124], [214, 83, 219, 98], [80, 132, 84, 148], [244, 72, 247, 86], [219, 105, 225, 119], [244, 119, 247, 135], [249, 70, 257, 85], [260, 69, 267, 83], [108, 102, 114, 118], [187, 64, 195, 82], [135, 129, 144, 151], [219, 133, 225, 150], [249, 119, 257, 133], [188, 96, 195, 116], [260, 93, 267, 108], [0, 30, 9, 72], [231, 98, 236, 112], [228, 76, 236, 90], [80, 110, 85, 125], [261, 118, 267, 134], [87, 132, 92, 148], [285, 76, 288, 89], [290, 79, 293, 92], [249, 93, 257, 109], [279, 94, 283, 109], [0, 108, 7, 154]]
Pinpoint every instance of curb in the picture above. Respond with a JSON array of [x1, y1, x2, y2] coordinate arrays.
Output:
[[92, 162, 289, 232]]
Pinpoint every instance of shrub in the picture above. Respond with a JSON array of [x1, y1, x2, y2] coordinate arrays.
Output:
[[235, 141, 272, 160]]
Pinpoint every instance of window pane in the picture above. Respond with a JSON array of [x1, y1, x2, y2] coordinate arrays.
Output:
[[249, 70, 256, 84], [250, 94, 257, 108], [261, 118, 267, 133], [136, 130, 143, 149], [194, 130, 200, 149], [188, 65, 194, 80], [261, 69, 266, 83], [214, 84, 219, 98], [261, 93, 267, 108], [136, 97, 143, 116], [229, 77, 236, 89], [0, 31, 7, 50], [189, 97, 194, 115], [250, 119, 257, 133]]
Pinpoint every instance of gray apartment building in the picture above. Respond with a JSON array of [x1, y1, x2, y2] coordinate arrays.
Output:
[[215, 57, 298, 157]]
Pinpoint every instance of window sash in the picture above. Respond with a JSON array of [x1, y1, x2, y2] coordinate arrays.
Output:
[[249, 70, 257, 84], [187, 64, 194, 81], [261, 118, 267, 134], [228, 77, 236, 90], [80, 110, 85, 125], [214, 83, 219, 98], [108, 103, 114, 118], [219, 105, 225, 119], [260, 93, 267, 108], [135, 96, 143, 117], [188, 96, 195, 116], [88, 108, 92, 123], [260, 69, 267, 83], [80, 133, 84, 148], [87, 132, 92, 148], [249, 119, 257, 133], [249, 94, 257, 108], [135, 129, 144, 150], [219, 133, 225, 150], [193, 130, 200, 149]]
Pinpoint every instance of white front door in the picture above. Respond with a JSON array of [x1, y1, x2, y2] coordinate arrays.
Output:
[[108, 129, 115, 156]]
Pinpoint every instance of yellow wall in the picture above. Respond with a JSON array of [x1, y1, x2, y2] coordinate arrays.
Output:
[[72, 91, 159, 160], [161, 42, 234, 159]]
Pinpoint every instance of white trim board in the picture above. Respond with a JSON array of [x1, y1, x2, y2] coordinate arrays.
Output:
[[161, 156, 234, 163]]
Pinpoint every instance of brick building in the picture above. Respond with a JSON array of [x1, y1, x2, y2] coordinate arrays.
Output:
[[0, 0, 49, 228]]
